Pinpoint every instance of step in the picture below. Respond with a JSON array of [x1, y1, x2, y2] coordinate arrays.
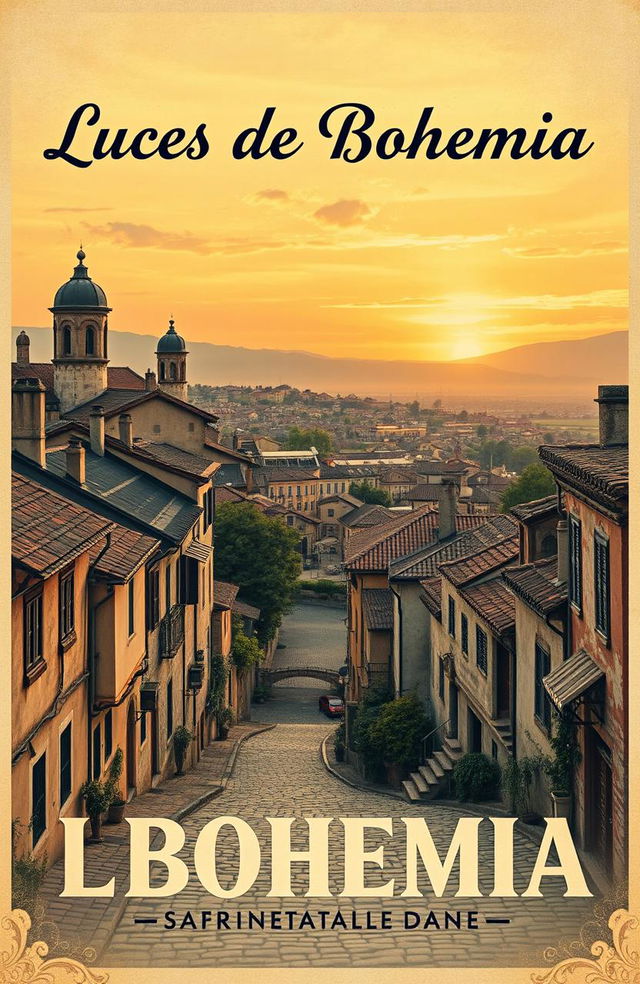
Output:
[[402, 779, 422, 802], [427, 756, 445, 779], [443, 736, 463, 755], [419, 764, 439, 786], [409, 771, 429, 794], [433, 750, 455, 772]]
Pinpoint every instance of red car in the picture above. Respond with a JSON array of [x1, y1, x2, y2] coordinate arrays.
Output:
[[319, 695, 344, 717]]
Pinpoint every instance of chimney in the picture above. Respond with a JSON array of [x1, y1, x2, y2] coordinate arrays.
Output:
[[556, 518, 568, 584], [437, 478, 458, 541], [16, 331, 30, 366], [89, 405, 105, 456], [12, 377, 46, 467], [596, 384, 628, 447], [145, 368, 157, 391], [118, 413, 133, 447], [66, 438, 86, 484]]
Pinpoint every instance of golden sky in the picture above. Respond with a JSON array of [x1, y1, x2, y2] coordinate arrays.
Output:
[[9, 5, 632, 362]]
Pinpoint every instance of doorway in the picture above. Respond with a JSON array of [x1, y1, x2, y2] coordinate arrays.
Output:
[[468, 707, 482, 754], [126, 701, 136, 795], [587, 731, 613, 869]]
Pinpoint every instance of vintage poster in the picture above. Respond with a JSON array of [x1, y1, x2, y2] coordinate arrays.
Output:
[[1, 1, 637, 982]]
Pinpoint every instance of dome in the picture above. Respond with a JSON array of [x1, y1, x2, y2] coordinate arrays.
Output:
[[16, 330, 30, 344], [51, 249, 110, 311], [156, 318, 188, 353]]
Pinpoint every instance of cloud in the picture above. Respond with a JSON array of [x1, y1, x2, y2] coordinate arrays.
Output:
[[505, 242, 627, 259], [45, 207, 113, 213], [313, 199, 373, 227], [324, 288, 628, 313], [82, 221, 210, 254], [253, 189, 290, 203]]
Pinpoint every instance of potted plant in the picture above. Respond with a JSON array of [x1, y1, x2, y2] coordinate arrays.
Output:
[[106, 747, 126, 824], [334, 723, 345, 763], [544, 713, 581, 819], [217, 707, 233, 740], [80, 780, 113, 842], [173, 726, 194, 775]]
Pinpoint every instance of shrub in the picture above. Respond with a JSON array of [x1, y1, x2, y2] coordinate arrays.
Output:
[[453, 753, 501, 802], [297, 579, 346, 597], [80, 779, 114, 818], [544, 712, 581, 795], [11, 822, 47, 915], [334, 722, 345, 750], [107, 746, 125, 805], [351, 688, 392, 779], [368, 693, 430, 771], [502, 754, 545, 815], [232, 629, 263, 672], [173, 726, 194, 774]]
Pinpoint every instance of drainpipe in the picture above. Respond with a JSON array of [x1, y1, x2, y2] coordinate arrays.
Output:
[[390, 583, 403, 699], [87, 533, 113, 780]]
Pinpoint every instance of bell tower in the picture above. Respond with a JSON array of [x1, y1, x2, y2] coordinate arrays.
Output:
[[156, 318, 189, 402], [51, 248, 111, 412]]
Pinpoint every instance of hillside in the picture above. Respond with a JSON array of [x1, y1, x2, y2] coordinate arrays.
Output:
[[13, 326, 627, 405]]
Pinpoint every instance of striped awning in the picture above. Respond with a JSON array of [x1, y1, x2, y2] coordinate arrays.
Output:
[[543, 649, 604, 710], [184, 539, 211, 564]]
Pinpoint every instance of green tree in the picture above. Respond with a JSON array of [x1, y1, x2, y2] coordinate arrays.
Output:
[[501, 464, 556, 512], [477, 424, 488, 440], [285, 426, 333, 456], [408, 400, 420, 417], [231, 614, 263, 672], [543, 432, 555, 445], [510, 446, 539, 473], [348, 481, 391, 506], [368, 694, 431, 770], [214, 502, 302, 644]]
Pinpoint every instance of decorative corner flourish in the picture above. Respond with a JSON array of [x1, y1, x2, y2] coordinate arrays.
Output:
[[0, 908, 109, 984], [531, 908, 639, 984]]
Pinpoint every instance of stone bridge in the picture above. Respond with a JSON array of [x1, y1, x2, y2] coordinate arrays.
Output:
[[261, 665, 343, 687]]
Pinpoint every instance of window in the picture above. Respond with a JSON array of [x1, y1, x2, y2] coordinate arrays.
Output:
[[24, 587, 43, 677], [341, 482, 346, 492], [165, 564, 172, 615], [60, 723, 72, 807], [491, 740, 498, 760], [448, 597, 456, 638], [140, 709, 147, 745], [203, 487, 214, 530], [128, 578, 135, 636], [85, 325, 95, 356], [59, 568, 75, 640], [179, 555, 199, 605], [328, 508, 335, 517], [476, 626, 488, 675], [541, 533, 556, 558], [438, 657, 445, 700], [296, 485, 301, 496], [92, 723, 101, 779], [461, 613, 469, 655], [31, 753, 46, 848], [569, 515, 582, 611], [147, 568, 160, 628], [62, 326, 72, 356], [594, 532, 610, 642], [169, 362, 177, 380], [167, 680, 173, 739], [105, 710, 113, 760], [534, 642, 551, 729], [288, 486, 292, 497], [159, 362, 166, 381], [287, 515, 294, 526]]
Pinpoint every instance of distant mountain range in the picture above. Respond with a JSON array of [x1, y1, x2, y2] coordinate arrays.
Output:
[[13, 327, 627, 406]]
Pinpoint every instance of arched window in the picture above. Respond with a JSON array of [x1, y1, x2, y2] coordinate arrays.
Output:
[[85, 325, 95, 356], [180, 361, 186, 381], [159, 362, 166, 381], [541, 533, 556, 558], [169, 362, 177, 380], [62, 326, 72, 356]]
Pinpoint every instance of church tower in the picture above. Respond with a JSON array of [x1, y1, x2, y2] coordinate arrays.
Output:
[[51, 248, 111, 412], [156, 318, 188, 402]]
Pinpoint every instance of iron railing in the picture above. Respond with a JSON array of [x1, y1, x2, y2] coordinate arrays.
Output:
[[421, 719, 449, 763]]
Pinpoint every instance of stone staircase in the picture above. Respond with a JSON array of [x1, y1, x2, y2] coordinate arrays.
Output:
[[491, 718, 513, 754], [401, 735, 463, 802]]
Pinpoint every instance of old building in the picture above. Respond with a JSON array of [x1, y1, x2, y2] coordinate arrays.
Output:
[[156, 318, 188, 402], [538, 385, 628, 886]]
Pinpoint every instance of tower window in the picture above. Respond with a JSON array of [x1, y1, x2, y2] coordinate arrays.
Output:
[[85, 325, 95, 356], [62, 326, 72, 356], [159, 362, 166, 382], [169, 362, 177, 380]]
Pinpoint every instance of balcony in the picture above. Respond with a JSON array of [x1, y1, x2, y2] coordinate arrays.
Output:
[[160, 604, 185, 659]]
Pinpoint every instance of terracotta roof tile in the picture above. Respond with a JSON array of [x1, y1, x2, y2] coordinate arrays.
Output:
[[362, 588, 394, 630], [89, 527, 160, 581], [458, 580, 516, 635], [510, 495, 557, 522], [539, 444, 628, 509], [502, 558, 567, 616], [420, 577, 442, 619], [344, 505, 437, 571], [439, 537, 519, 587], [12, 472, 114, 576], [232, 598, 260, 620], [341, 503, 395, 528], [389, 514, 516, 581], [215, 580, 239, 609]]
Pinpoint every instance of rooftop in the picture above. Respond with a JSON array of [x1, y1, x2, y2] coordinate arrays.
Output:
[[502, 557, 567, 617], [89, 527, 160, 582], [438, 536, 519, 587], [341, 503, 395, 529], [510, 495, 558, 522], [215, 580, 240, 609], [12, 471, 114, 577], [538, 444, 628, 511], [388, 514, 516, 581], [458, 580, 516, 635], [420, 577, 442, 619], [362, 588, 394, 631], [232, 598, 261, 620]]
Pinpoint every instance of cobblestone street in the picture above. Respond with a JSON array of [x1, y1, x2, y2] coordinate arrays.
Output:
[[105, 606, 594, 968]]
